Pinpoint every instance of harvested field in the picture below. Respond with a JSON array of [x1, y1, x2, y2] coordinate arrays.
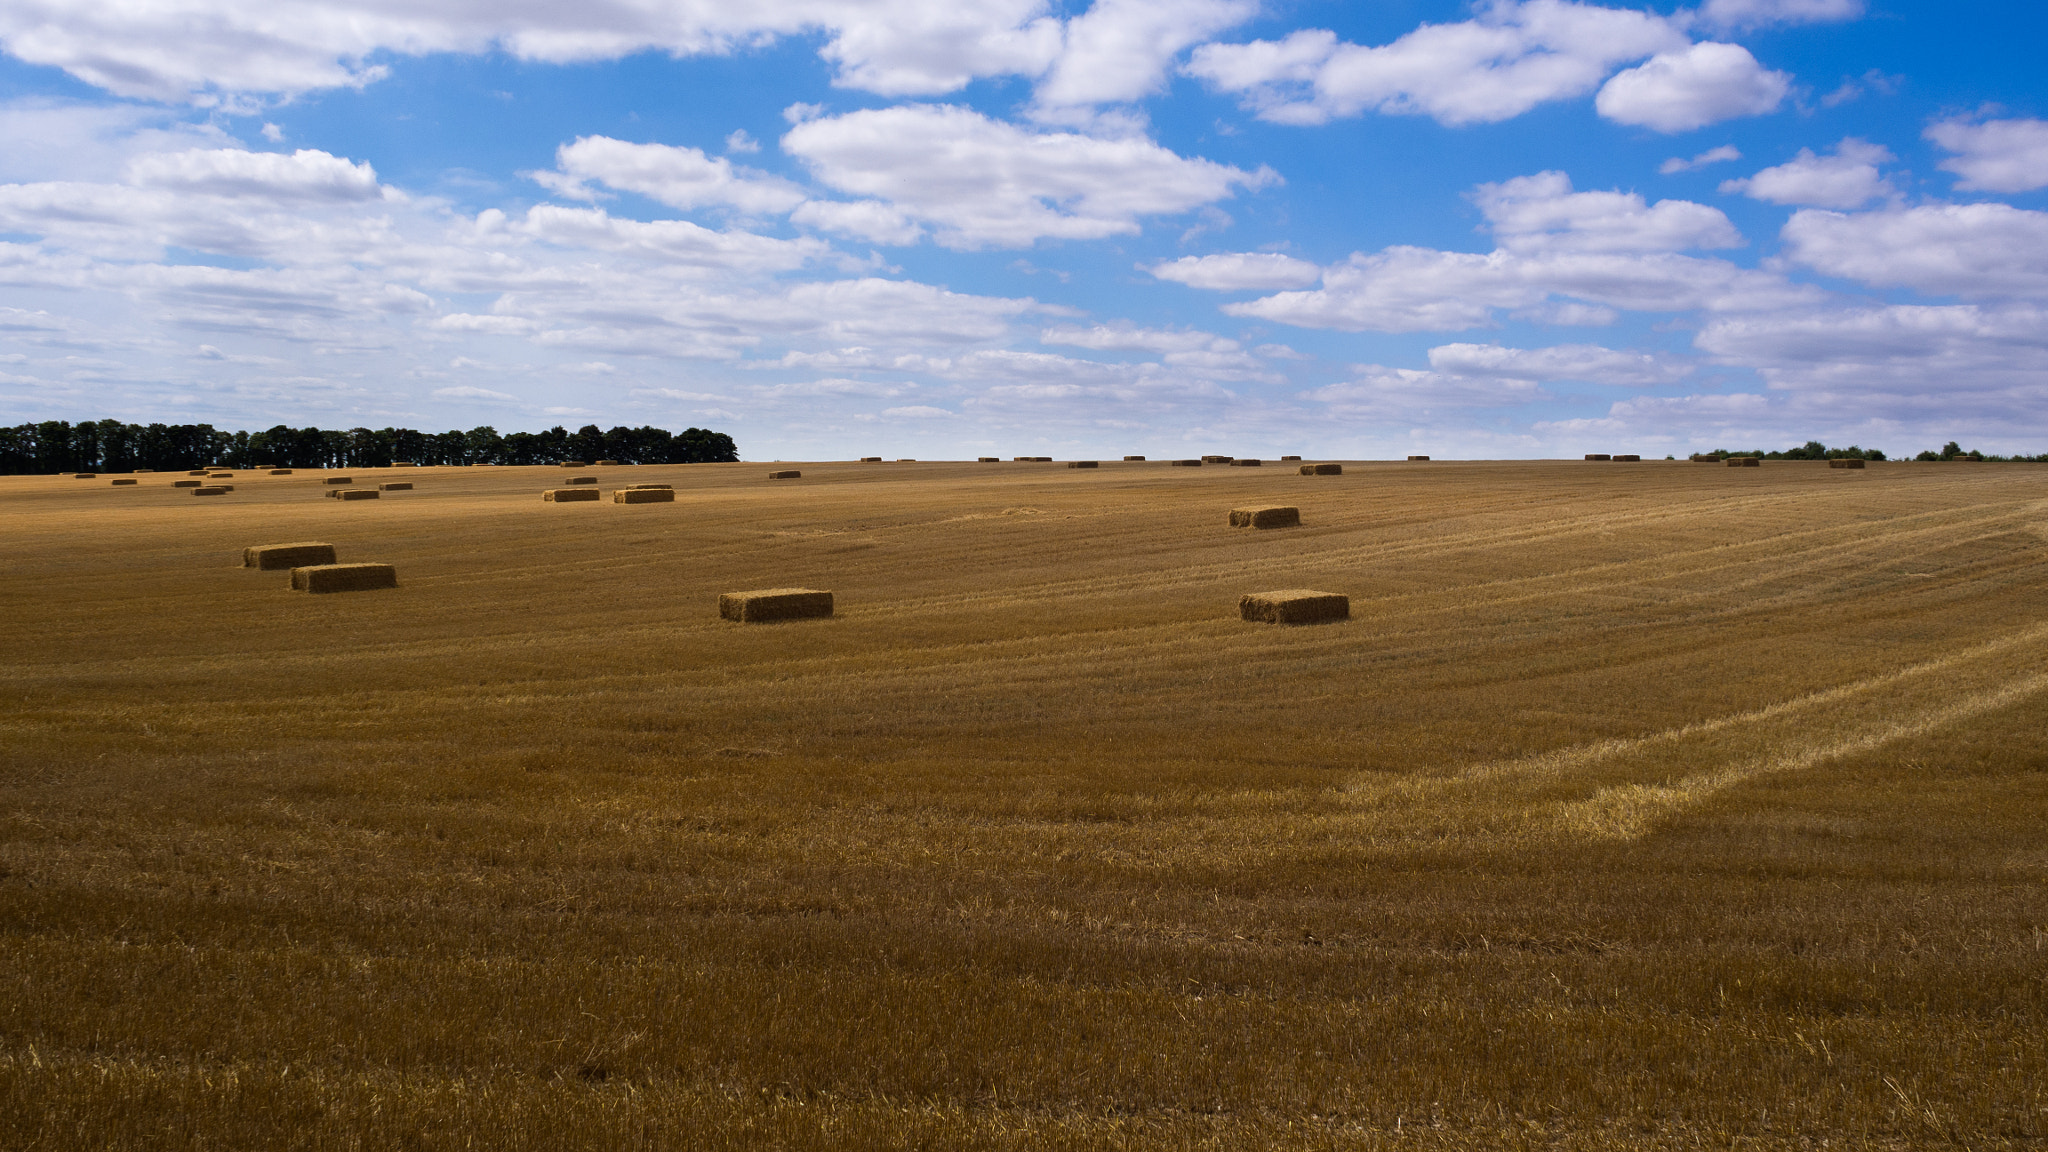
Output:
[[1, 459, 2045, 1150]]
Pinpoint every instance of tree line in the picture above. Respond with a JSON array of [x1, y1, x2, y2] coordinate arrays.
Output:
[[0, 421, 738, 474], [1696, 440, 2046, 463]]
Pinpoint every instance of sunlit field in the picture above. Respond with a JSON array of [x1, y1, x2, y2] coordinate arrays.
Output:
[[3, 457, 2044, 1149]]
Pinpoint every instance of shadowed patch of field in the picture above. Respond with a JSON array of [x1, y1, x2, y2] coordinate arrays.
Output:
[[1, 458, 2044, 1149]]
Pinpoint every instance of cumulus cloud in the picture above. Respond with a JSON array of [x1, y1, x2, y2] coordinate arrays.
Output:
[[1186, 0, 1687, 127], [1034, 0, 1256, 111], [1695, 0, 1864, 31], [1719, 138, 1896, 208], [1926, 116, 2048, 193], [1303, 365, 1550, 417], [789, 199, 925, 246], [781, 104, 1275, 248], [1595, 42, 1789, 133], [1659, 144, 1741, 175], [125, 148, 383, 201], [1472, 170, 1743, 253], [1425, 342, 1693, 385], [432, 385, 519, 401], [1780, 203, 2048, 298], [532, 136, 806, 214], [1145, 252, 1322, 290]]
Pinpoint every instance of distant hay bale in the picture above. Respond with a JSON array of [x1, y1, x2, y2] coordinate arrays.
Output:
[[173, 480, 203, 488], [1240, 589, 1349, 625], [861, 456, 883, 462], [543, 488, 598, 501], [896, 458, 916, 462], [1585, 454, 1611, 461], [1202, 455, 1234, 464], [1171, 459, 1202, 467], [1829, 458, 1866, 469], [1231, 459, 1262, 467], [594, 459, 619, 467], [192, 486, 230, 496], [1280, 455, 1301, 461], [394, 462, 417, 467], [186, 470, 208, 477], [322, 476, 352, 485], [979, 457, 1000, 462], [379, 482, 413, 491], [718, 588, 833, 622], [74, 472, 97, 478], [110, 478, 137, 485], [269, 469, 293, 475], [1691, 454, 1717, 462], [768, 470, 801, 479], [338, 489, 379, 500], [1229, 505, 1300, 529], [1068, 460, 1098, 468], [291, 563, 397, 594], [132, 469, 153, 474], [565, 476, 597, 485], [1301, 463, 1342, 475], [613, 487, 676, 503], [1729, 457, 1760, 467], [208, 472, 233, 478], [245, 542, 337, 569], [1123, 455, 1145, 461], [1408, 455, 1430, 461], [560, 460, 587, 467], [625, 483, 672, 489], [1614, 454, 1640, 462]]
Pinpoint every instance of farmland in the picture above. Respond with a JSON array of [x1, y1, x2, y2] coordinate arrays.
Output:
[[2, 458, 2044, 1149]]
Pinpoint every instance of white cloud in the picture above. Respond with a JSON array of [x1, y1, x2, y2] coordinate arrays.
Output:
[[510, 204, 831, 272], [781, 104, 1275, 248], [125, 148, 382, 201], [1719, 138, 1895, 208], [1186, 0, 1687, 127], [1039, 321, 1271, 377], [1304, 365, 1550, 416], [1472, 170, 1742, 253], [1659, 144, 1741, 175], [432, 385, 519, 401], [1595, 42, 1789, 133], [724, 129, 760, 154], [0, 101, 239, 184], [533, 136, 806, 214], [1780, 203, 2048, 298], [789, 199, 926, 246], [1926, 116, 2048, 194], [1696, 0, 1864, 32], [1034, 0, 1255, 111], [881, 404, 956, 418], [1145, 252, 1322, 290], [1426, 342, 1693, 385], [1695, 304, 2048, 412]]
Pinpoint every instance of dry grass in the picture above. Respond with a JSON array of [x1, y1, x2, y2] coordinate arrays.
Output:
[[1, 459, 2045, 1149]]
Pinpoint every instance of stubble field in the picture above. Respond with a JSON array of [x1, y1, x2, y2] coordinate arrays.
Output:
[[1, 457, 2045, 1149]]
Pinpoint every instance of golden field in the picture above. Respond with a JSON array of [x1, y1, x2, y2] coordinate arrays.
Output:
[[1, 457, 2044, 1150]]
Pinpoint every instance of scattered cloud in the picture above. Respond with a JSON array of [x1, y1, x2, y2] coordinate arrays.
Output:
[[1595, 42, 1790, 133], [532, 136, 807, 214], [1926, 115, 2048, 193], [1719, 138, 1896, 209], [1145, 252, 1321, 290], [1659, 144, 1742, 175]]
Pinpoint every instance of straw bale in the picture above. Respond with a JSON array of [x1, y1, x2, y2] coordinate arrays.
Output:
[[613, 487, 676, 503], [719, 588, 833, 622], [1408, 455, 1430, 461], [1171, 459, 1202, 467], [132, 469, 153, 474], [1032, 456, 1052, 462], [338, 489, 378, 500], [1202, 455, 1234, 464], [1124, 455, 1146, 461], [896, 458, 916, 462], [1231, 459, 1262, 467], [110, 478, 137, 485], [768, 470, 801, 479], [543, 488, 599, 501], [1585, 454, 1611, 461], [1614, 454, 1640, 462], [1691, 454, 1717, 462], [1240, 589, 1349, 625], [71, 472, 95, 478], [625, 483, 673, 489], [560, 460, 587, 467], [173, 480, 203, 488], [394, 462, 417, 467], [245, 542, 337, 569], [1281, 456, 1301, 461], [379, 482, 413, 491], [979, 457, 1000, 462], [862, 457, 883, 462], [1301, 463, 1342, 475], [1230, 505, 1300, 529], [291, 563, 397, 593], [565, 476, 597, 485], [186, 470, 208, 476], [1829, 458, 1866, 469], [193, 486, 230, 496], [1729, 457, 1760, 467], [595, 460, 619, 467], [322, 476, 352, 485], [1068, 460, 1098, 468], [269, 469, 293, 475]]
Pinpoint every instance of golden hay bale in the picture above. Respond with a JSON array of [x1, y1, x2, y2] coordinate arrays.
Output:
[[1202, 455, 1234, 464], [1301, 463, 1342, 475], [565, 476, 597, 485], [1585, 454, 1611, 461], [74, 472, 97, 478], [173, 479, 203, 488], [1239, 589, 1349, 625], [1229, 505, 1300, 529], [322, 476, 352, 485], [132, 469, 154, 474], [1280, 455, 1301, 461], [110, 478, 138, 485], [862, 456, 883, 462], [1729, 457, 1760, 467], [338, 489, 379, 500], [1068, 460, 1099, 468], [291, 563, 397, 593], [1614, 454, 1640, 462], [594, 459, 619, 467], [1170, 459, 1202, 467], [208, 472, 233, 478], [245, 542, 337, 569], [1231, 459, 1262, 467], [192, 486, 230, 496], [394, 462, 418, 467], [560, 460, 587, 467], [1829, 458, 1866, 469], [1124, 455, 1146, 461], [719, 588, 833, 622], [543, 488, 598, 501], [613, 488, 675, 503], [379, 482, 413, 491], [269, 469, 293, 475], [1690, 454, 1717, 462], [1408, 455, 1430, 461], [979, 457, 1000, 462], [768, 470, 801, 479], [896, 458, 916, 462], [625, 483, 673, 489]]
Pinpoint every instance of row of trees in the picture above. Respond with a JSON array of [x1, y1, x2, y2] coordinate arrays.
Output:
[[1694, 441, 1890, 461], [0, 421, 738, 474], [1910, 440, 2048, 462]]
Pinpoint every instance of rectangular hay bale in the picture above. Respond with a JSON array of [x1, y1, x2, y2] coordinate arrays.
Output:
[[1729, 457, 1760, 467], [613, 487, 675, 503], [291, 563, 397, 593], [719, 588, 833, 622], [543, 488, 598, 501], [1231, 459, 1262, 467], [338, 489, 379, 500], [269, 469, 293, 475], [192, 486, 230, 496], [1829, 458, 1866, 469], [1068, 460, 1098, 468], [979, 457, 1000, 462], [1408, 455, 1430, 461], [379, 482, 413, 491], [1202, 455, 1234, 464], [1240, 589, 1349, 625], [862, 457, 883, 462], [1171, 459, 1202, 467], [559, 460, 587, 467], [209, 472, 233, 478], [1123, 455, 1146, 461], [246, 542, 338, 569], [1585, 454, 1611, 461], [1280, 455, 1301, 461], [1301, 463, 1341, 475], [1229, 505, 1300, 529], [767, 470, 801, 479], [110, 478, 137, 485], [625, 483, 673, 489], [173, 479, 203, 488], [565, 476, 597, 485], [594, 460, 619, 467], [1614, 454, 1641, 462], [322, 476, 352, 485]]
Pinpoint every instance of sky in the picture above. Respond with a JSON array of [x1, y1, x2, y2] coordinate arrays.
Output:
[[2, 0, 2046, 460]]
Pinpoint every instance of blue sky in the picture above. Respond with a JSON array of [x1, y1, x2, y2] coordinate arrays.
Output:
[[3, 0, 2046, 459]]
